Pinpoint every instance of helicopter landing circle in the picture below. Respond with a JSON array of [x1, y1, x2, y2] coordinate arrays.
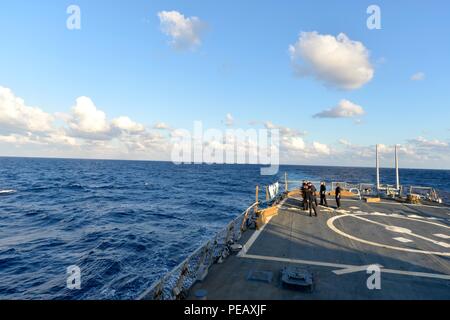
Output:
[[327, 212, 450, 256]]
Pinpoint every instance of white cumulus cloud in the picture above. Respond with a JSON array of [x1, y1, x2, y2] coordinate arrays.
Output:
[[0, 86, 54, 134], [264, 121, 307, 137], [411, 72, 425, 81], [282, 136, 306, 151], [158, 11, 206, 50], [153, 122, 170, 130], [314, 99, 365, 119], [111, 116, 145, 134], [338, 139, 352, 146], [67, 96, 111, 138], [410, 136, 448, 148], [289, 32, 374, 90], [0, 86, 175, 159], [313, 141, 331, 155], [225, 113, 234, 127], [66, 97, 148, 140]]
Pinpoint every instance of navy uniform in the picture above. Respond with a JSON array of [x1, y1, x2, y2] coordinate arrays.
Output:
[[301, 183, 308, 210], [335, 185, 342, 209], [306, 188, 318, 217], [320, 183, 328, 207], [309, 183, 318, 206]]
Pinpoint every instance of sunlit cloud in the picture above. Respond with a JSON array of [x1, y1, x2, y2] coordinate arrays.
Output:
[[289, 32, 374, 90], [411, 72, 425, 81], [0, 86, 54, 134], [153, 122, 170, 130], [314, 99, 365, 119], [158, 10, 206, 51], [0, 86, 448, 168], [225, 113, 234, 127]]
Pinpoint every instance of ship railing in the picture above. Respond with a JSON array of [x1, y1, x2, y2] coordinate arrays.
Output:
[[138, 200, 262, 300], [376, 184, 402, 198], [330, 181, 364, 192], [408, 186, 442, 203], [138, 179, 287, 300], [282, 175, 443, 204], [286, 180, 370, 196], [286, 180, 322, 190]]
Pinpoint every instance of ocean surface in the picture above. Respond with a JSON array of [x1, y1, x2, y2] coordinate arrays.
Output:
[[0, 157, 449, 300]]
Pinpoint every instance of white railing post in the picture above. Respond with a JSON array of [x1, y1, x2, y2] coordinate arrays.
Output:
[[376, 144, 380, 192], [395, 144, 400, 191]]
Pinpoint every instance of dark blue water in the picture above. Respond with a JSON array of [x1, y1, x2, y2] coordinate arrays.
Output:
[[0, 157, 449, 300]]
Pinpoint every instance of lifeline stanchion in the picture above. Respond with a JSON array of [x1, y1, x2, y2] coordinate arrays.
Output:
[[285, 172, 288, 192], [255, 185, 259, 213]]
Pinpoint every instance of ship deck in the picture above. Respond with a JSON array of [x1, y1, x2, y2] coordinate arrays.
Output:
[[188, 196, 450, 300]]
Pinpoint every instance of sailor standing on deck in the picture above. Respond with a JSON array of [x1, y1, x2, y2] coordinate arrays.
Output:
[[335, 184, 342, 209], [306, 185, 318, 217], [301, 181, 308, 211], [309, 182, 318, 207], [320, 182, 328, 207]]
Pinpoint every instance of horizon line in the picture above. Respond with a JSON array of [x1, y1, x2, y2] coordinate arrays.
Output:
[[0, 155, 448, 171]]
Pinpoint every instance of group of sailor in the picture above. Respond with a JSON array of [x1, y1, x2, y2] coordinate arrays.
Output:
[[300, 181, 342, 217]]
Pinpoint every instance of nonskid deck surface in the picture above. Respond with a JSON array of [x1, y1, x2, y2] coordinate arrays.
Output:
[[188, 197, 450, 300]]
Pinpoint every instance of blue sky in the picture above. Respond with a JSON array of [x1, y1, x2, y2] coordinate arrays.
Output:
[[0, 0, 449, 168]]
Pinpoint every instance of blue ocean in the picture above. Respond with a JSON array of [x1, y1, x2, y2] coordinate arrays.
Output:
[[0, 157, 449, 300]]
